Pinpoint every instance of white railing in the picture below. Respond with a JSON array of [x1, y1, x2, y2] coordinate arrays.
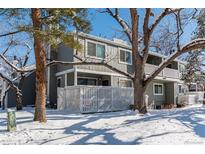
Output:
[[57, 86, 134, 113], [163, 67, 179, 79], [177, 92, 204, 105], [145, 64, 180, 79]]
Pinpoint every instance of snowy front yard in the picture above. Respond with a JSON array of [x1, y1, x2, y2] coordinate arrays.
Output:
[[0, 104, 205, 145]]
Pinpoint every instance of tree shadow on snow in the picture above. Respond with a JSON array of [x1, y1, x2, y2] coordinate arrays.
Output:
[[124, 106, 205, 139]]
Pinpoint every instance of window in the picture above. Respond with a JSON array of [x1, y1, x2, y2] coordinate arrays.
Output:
[[87, 41, 105, 59], [119, 79, 133, 87], [57, 77, 62, 87], [153, 83, 163, 95], [77, 77, 97, 86], [119, 49, 132, 64], [178, 85, 182, 93]]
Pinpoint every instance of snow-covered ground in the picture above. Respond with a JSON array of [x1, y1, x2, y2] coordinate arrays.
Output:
[[0, 104, 205, 145]]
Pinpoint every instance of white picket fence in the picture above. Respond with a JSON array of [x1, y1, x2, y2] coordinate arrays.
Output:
[[57, 86, 134, 113]]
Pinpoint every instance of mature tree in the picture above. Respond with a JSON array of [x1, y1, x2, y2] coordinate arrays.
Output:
[[0, 9, 90, 122], [101, 8, 205, 113], [0, 39, 31, 110], [43, 8, 205, 114], [1, 8, 205, 117]]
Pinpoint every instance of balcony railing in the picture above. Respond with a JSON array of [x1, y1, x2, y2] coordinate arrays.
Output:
[[145, 64, 180, 79], [163, 67, 179, 79]]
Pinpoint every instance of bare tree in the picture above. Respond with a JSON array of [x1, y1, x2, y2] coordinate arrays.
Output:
[[0, 39, 32, 110], [99, 8, 205, 113], [1, 8, 205, 117]]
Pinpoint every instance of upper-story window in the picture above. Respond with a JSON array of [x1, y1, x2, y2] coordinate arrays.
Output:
[[87, 41, 105, 59], [119, 49, 132, 65]]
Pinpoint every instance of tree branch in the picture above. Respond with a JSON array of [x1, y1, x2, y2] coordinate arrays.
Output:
[[0, 30, 23, 38], [149, 8, 182, 35], [145, 38, 205, 85], [106, 8, 132, 42]]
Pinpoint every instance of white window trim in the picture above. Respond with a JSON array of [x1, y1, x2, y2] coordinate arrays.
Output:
[[153, 83, 164, 95], [118, 48, 132, 65], [77, 76, 98, 86], [118, 78, 133, 87], [85, 39, 107, 60]]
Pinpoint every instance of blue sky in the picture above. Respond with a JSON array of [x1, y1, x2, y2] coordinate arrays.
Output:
[[88, 9, 197, 43], [0, 8, 199, 65]]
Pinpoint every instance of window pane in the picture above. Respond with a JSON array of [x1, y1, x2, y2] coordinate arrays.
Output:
[[158, 85, 162, 93], [87, 42, 96, 57], [126, 81, 132, 87], [96, 44, 105, 58], [78, 78, 87, 85], [179, 85, 182, 93], [120, 50, 125, 62], [126, 52, 131, 64], [154, 84, 163, 94], [154, 85, 158, 93], [87, 79, 97, 85], [78, 78, 97, 86], [57, 78, 61, 87], [119, 80, 132, 87]]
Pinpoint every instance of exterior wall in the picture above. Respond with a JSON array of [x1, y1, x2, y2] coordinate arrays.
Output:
[[49, 51, 58, 106], [56, 43, 74, 72], [67, 73, 74, 86], [74, 37, 134, 75], [7, 72, 36, 108], [51, 34, 187, 109], [145, 80, 166, 106], [165, 82, 178, 104]]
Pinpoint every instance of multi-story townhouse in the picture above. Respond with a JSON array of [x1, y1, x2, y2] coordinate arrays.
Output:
[[3, 32, 188, 110], [48, 32, 187, 109]]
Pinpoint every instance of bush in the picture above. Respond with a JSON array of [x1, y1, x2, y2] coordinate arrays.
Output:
[[176, 102, 186, 108], [129, 104, 135, 110], [162, 103, 175, 109]]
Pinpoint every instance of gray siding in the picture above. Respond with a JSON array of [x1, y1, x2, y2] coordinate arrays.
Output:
[[67, 73, 74, 86], [75, 37, 134, 75], [56, 43, 74, 72], [7, 72, 36, 108], [145, 81, 166, 106], [49, 51, 58, 106]]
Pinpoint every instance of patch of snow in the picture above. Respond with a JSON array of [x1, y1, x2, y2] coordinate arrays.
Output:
[[0, 105, 205, 145]]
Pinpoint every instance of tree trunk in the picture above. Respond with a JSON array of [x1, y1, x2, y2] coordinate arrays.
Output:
[[133, 79, 147, 114], [16, 93, 22, 110], [32, 8, 47, 122], [16, 77, 24, 110]]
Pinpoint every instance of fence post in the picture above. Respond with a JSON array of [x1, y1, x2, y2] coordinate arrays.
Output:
[[80, 87, 84, 113], [111, 87, 113, 111], [7, 109, 16, 132]]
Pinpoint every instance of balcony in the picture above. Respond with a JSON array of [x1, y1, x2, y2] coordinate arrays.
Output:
[[145, 63, 163, 77], [163, 67, 180, 79], [145, 63, 180, 79]]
